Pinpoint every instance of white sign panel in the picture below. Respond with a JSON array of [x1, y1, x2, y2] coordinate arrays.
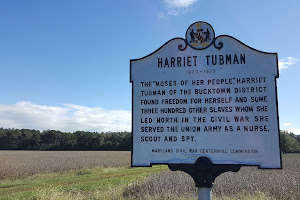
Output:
[[130, 22, 282, 169]]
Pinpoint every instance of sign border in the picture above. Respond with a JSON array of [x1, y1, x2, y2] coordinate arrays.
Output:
[[130, 33, 282, 170]]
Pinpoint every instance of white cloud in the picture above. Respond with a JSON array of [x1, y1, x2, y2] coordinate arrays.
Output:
[[163, 0, 198, 16], [283, 123, 293, 127], [285, 128, 300, 135], [0, 102, 131, 132], [278, 57, 298, 71], [281, 123, 300, 135], [157, 12, 168, 19]]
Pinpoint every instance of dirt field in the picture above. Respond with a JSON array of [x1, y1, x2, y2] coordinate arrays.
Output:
[[124, 154, 300, 199], [0, 151, 131, 179]]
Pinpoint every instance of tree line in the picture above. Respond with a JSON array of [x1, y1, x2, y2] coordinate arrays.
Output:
[[280, 130, 300, 153], [0, 128, 131, 151], [0, 128, 299, 153]]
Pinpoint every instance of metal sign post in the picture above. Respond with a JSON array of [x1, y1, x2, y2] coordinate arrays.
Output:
[[198, 188, 211, 200], [169, 157, 241, 199]]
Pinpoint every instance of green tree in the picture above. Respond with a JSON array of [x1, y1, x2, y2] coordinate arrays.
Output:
[[74, 131, 100, 150], [18, 129, 41, 150], [0, 128, 135, 151], [41, 130, 63, 150], [280, 131, 300, 153], [59, 132, 77, 150]]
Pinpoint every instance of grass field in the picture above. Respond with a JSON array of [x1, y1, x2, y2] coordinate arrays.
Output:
[[0, 151, 299, 200], [0, 165, 167, 200], [0, 151, 131, 179]]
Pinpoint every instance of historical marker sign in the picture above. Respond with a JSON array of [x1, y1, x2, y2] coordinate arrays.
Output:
[[130, 21, 282, 169]]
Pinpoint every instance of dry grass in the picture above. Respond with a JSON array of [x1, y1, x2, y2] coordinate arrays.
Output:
[[0, 151, 130, 179], [123, 154, 300, 200], [213, 154, 300, 199], [1, 151, 299, 199]]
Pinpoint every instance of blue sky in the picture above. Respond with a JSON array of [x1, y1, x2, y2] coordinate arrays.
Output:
[[0, 0, 299, 134]]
